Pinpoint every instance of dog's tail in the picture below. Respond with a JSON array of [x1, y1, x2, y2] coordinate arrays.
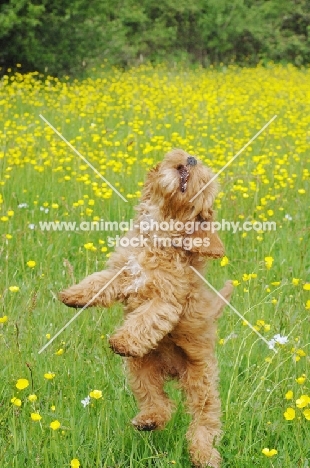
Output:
[[213, 280, 234, 319]]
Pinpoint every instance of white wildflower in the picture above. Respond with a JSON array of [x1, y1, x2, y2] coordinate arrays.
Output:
[[267, 334, 288, 349], [81, 396, 91, 407], [273, 334, 289, 345]]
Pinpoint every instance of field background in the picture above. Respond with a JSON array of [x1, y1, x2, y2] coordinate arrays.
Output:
[[0, 63, 309, 467]]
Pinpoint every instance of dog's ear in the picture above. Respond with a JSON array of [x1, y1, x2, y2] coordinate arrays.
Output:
[[140, 163, 161, 202], [183, 215, 224, 258], [203, 228, 225, 258], [190, 181, 218, 220]]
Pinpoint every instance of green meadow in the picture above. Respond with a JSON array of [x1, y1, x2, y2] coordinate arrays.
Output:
[[0, 63, 309, 467]]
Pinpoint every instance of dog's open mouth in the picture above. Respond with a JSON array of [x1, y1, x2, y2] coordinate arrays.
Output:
[[177, 165, 190, 193], [177, 156, 197, 193]]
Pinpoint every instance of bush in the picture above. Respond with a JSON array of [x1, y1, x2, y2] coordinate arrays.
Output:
[[0, 0, 310, 76]]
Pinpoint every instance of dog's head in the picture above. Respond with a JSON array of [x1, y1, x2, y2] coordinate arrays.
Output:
[[140, 149, 224, 258]]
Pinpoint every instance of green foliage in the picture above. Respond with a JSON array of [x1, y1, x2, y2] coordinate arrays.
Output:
[[0, 0, 122, 75], [0, 0, 310, 75]]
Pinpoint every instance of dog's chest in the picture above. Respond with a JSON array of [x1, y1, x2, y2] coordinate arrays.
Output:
[[124, 255, 147, 293]]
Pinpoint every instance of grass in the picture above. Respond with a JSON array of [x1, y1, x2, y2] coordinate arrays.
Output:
[[0, 62, 309, 467]]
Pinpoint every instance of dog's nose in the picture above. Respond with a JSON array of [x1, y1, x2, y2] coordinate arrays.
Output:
[[187, 156, 197, 166]]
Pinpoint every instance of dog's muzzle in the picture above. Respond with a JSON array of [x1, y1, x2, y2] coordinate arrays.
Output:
[[178, 165, 189, 193], [178, 156, 197, 192]]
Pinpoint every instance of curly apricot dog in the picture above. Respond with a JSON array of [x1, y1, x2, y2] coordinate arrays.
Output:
[[60, 149, 233, 467]]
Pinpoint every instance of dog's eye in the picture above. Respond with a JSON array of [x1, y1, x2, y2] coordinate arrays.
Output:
[[176, 165, 183, 170]]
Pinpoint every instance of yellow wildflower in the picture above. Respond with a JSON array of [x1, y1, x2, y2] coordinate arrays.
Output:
[[284, 408, 295, 420], [11, 397, 22, 407], [264, 256, 274, 269], [303, 409, 310, 420], [44, 372, 56, 380], [84, 242, 96, 251], [28, 394, 38, 402], [220, 256, 229, 266], [31, 413, 42, 421], [262, 448, 277, 457], [70, 460, 81, 468], [296, 374, 306, 385], [50, 420, 61, 430], [89, 389, 102, 399], [296, 395, 310, 408], [285, 391, 293, 400], [16, 379, 29, 390]]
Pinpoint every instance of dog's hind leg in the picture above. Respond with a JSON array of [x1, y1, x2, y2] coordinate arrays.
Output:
[[127, 354, 174, 431], [175, 282, 233, 467], [180, 358, 222, 468]]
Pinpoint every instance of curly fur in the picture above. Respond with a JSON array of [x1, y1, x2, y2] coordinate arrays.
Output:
[[60, 148, 233, 467]]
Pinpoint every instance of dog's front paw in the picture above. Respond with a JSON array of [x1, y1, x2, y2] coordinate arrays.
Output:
[[59, 288, 87, 308], [109, 332, 143, 357], [132, 417, 157, 431], [190, 447, 221, 468], [132, 407, 172, 431], [188, 427, 221, 468], [190, 445, 221, 468]]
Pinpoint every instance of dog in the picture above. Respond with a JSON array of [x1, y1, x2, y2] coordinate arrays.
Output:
[[60, 149, 233, 467]]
